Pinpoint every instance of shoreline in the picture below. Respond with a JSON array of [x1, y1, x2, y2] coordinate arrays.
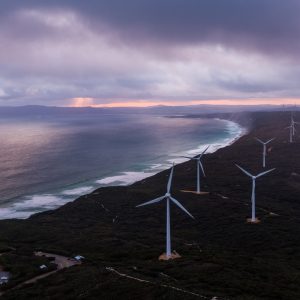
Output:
[[0, 117, 247, 220], [1, 111, 299, 299]]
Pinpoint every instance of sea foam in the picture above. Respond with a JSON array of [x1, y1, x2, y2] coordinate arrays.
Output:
[[96, 171, 156, 186]]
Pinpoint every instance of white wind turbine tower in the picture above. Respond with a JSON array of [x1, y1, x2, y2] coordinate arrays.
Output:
[[136, 164, 194, 260], [255, 137, 275, 168], [235, 164, 275, 223], [181, 146, 209, 194], [286, 124, 293, 143]]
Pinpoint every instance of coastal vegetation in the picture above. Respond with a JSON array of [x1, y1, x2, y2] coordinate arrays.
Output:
[[0, 111, 299, 299]]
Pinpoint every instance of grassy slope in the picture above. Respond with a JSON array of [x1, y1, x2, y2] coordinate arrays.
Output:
[[0, 111, 299, 299]]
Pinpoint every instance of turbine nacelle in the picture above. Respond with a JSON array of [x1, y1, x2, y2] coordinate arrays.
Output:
[[137, 164, 194, 218], [181, 145, 209, 161], [255, 137, 275, 145], [235, 164, 275, 179]]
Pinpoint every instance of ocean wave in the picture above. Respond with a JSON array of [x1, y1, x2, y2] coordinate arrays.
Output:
[[96, 171, 156, 186], [0, 194, 70, 219], [0, 118, 245, 220], [62, 186, 95, 196], [0, 207, 30, 219], [148, 163, 164, 170], [168, 120, 244, 163]]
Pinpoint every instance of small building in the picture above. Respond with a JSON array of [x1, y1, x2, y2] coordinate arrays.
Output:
[[0, 273, 10, 285], [39, 264, 48, 270], [74, 255, 85, 261], [0, 276, 8, 281]]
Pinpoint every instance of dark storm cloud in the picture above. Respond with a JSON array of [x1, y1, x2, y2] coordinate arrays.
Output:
[[0, 0, 300, 105], [1, 0, 300, 56]]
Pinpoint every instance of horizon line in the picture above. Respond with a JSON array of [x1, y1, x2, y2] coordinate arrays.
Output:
[[69, 97, 300, 108]]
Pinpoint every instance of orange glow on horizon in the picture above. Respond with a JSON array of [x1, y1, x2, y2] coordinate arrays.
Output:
[[69, 97, 300, 108], [72, 97, 94, 107]]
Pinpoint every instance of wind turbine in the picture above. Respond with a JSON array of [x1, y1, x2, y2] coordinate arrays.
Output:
[[136, 164, 194, 260], [235, 164, 275, 223], [181, 146, 210, 194], [255, 137, 275, 168], [291, 114, 300, 136], [286, 114, 299, 142]]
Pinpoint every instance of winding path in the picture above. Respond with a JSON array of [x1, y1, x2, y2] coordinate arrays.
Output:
[[105, 266, 229, 300]]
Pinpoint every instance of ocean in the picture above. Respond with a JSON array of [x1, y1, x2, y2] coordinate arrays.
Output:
[[0, 112, 244, 219]]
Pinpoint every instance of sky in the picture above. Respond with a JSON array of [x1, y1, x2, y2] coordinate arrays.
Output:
[[1, 0, 300, 107]]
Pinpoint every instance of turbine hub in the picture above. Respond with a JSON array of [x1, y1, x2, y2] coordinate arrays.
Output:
[[165, 193, 171, 197]]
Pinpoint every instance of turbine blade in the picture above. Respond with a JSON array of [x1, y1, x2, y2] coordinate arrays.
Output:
[[266, 137, 275, 144], [170, 197, 194, 219], [256, 168, 276, 178], [235, 164, 253, 177], [136, 196, 165, 207], [199, 161, 206, 177], [254, 137, 264, 144], [200, 145, 210, 157], [167, 165, 174, 193]]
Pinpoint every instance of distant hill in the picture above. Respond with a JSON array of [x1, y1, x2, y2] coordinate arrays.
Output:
[[0, 104, 294, 118]]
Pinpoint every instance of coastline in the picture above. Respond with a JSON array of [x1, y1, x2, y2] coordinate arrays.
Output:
[[168, 119, 246, 164], [1, 111, 300, 299], [0, 117, 246, 220]]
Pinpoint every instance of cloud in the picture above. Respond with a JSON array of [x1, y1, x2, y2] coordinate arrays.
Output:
[[2, 0, 299, 56], [0, 1, 299, 106]]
